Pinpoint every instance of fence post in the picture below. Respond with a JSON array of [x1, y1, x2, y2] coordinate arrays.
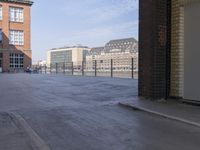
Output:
[[95, 60, 97, 77], [56, 63, 58, 74], [50, 63, 52, 74], [71, 62, 74, 75], [132, 57, 134, 79], [82, 61, 84, 76], [45, 65, 47, 74], [63, 62, 65, 74], [111, 59, 113, 78]]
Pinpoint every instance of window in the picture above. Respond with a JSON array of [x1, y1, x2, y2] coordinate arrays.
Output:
[[0, 6, 2, 20], [9, 7, 23, 22], [0, 29, 2, 43], [10, 53, 24, 68], [9, 30, 24, 45]]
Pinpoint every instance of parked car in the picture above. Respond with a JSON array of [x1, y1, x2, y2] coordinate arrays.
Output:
[[25, 68, 38, 73]]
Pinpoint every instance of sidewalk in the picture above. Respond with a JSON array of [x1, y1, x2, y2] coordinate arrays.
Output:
[[119, 97, 200, 127]]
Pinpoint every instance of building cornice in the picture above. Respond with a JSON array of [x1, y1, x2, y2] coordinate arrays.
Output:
[[0, 0, 33, 6]]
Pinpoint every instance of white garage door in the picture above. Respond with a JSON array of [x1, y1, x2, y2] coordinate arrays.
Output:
[[184, 3, 200, 101]]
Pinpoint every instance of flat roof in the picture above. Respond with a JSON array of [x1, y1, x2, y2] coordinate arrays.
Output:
[[50, 46, 90, 51], [0, 0, 33, 5]]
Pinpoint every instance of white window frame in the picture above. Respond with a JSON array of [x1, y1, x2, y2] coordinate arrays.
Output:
[[0, 6, 2, 20], [10, 53, 24, 68], [9, 7, 24, 22], [9, 30, 24, 45]]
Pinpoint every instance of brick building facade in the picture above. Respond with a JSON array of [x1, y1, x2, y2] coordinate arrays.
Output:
[[139, 0, 200, 102], [139, 0, 170, 99], [0, 0, 33, 72]]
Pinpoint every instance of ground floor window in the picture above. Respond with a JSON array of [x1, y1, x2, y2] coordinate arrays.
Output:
[[10, 53, 24, 68]]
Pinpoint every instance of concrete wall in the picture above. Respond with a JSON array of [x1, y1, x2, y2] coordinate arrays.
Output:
[[184, 2, 200, 101], [72, 48, 84, 63], [170, 0, 200, 100]]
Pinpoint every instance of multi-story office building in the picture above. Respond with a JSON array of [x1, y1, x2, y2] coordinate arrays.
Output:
[[0, 0, 33, 72], [86, 38, 138, 72], [47, 46, 90, 67]]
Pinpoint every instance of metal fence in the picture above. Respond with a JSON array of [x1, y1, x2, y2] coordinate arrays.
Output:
[[34, 58, 138, 79]]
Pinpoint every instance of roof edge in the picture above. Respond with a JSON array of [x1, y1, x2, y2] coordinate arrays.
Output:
[[0, 0, 33, 5]]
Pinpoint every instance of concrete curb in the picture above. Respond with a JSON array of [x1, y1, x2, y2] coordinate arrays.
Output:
[[119, 102, 200, 128], [10, 112, 51, 150]]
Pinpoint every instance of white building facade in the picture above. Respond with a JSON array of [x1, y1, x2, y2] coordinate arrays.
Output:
[[86, 38, 138, 72], [47, 46, 90, 67]]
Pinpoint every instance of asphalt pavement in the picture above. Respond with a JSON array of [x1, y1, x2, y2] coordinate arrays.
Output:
[[0, 74, 199, 150]]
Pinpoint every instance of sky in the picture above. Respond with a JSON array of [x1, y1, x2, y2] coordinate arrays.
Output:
[[31, 0, 139, 62]]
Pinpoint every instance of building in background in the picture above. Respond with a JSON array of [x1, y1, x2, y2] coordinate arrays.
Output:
[[86, 38, 138, 73], [89, 47, 104, 55], [104, 38, 138, 53], [45, 38, 138, 77], [0, 0, 33, 72], [32, 60, 46, 67], [47, 46, 90, 67]]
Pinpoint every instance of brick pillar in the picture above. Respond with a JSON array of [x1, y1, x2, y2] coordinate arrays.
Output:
[[139, 0, 171, 99]]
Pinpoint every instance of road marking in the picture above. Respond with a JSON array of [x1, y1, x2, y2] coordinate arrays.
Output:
[[10, 112, 51, 150]]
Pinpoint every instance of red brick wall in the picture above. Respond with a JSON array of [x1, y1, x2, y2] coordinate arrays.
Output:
[[0, 1, 32, 72]]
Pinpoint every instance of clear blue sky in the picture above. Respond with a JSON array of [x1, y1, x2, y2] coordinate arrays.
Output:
[[31, 0, 139, 62]]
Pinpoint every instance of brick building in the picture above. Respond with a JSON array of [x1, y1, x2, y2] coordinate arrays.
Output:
[[139, 0, 200, 102], [0, 0, 33, 72]]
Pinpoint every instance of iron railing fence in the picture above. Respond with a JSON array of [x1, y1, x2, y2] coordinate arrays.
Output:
[[34, 58, 138, 79]]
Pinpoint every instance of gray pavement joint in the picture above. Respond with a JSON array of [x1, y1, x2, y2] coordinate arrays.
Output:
[[119, 102, 200, 128], [9, 112, 51, 150]]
